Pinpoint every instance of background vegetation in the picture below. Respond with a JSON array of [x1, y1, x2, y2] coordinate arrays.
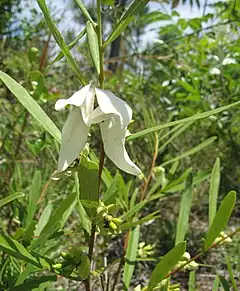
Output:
[[0, 0, 239, 290]]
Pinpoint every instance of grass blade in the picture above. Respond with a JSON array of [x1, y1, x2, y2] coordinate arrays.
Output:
[[127, 100, 240, 141]]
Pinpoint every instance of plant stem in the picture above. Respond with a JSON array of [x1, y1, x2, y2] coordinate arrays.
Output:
[[165, 227, 240, 279], [85, 2, 105, 290], [97, 0, 104, 89]]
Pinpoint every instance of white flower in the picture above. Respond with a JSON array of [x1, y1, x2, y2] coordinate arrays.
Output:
[[209, 67, 221, 75], [55, 84, 141, 176], [222, 57, 236, 65]]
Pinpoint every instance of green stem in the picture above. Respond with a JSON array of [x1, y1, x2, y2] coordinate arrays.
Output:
[[85, 3, 105, 290], [97, 0, 104, 89]]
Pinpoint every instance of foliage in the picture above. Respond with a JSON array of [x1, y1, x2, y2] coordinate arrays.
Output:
[[0, 0, 239, 290]]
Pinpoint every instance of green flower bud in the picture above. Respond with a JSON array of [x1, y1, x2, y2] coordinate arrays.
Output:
[[112, 217, 123, 225], [28, 47, 38, 62], [109, 221, 117, 230], [52, 263, 63, 270]]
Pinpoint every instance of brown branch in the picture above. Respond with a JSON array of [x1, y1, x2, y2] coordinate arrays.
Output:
[[165, 227, 240, 280], [140, 133, 159, 201], [111, 232, 130, 291]]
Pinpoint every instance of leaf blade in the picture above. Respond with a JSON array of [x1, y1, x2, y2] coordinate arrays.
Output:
[[0, 71, 61, 143], [148, 242, 186, 290], [204, 191, 236, 250]]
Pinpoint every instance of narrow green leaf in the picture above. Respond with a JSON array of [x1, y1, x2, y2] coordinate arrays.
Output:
[[37, 0, 87, 85], [219, 275, 230, 291], [205, 191, 236, 250], [127, 100, 240, 141], [78, 156, 99, 217], [34, 204, 53, 236], [209, 157, 220, 226], [103, 172, 126, 205], [175, 174, 193, 245], [0, 192, 25, 209], [159, 121, 194, 153], [30, 191, 77, 250], [75, 0, 95, 24], [86, 21, 100, 75], [0, 71, 61, 143], [225, 255, 238, 291], [10, 275, 57, 291], [103, 0, 149, 48], [212, 275, 220, 291], [178, 80, 199, 95], [26, 171, 42, 228], [120, 211, 160, 230], [123, 225, 140, 289], [148, 242, 186, 291], [188, 270, 196, 291], [161, 137, 217, 167], [74, 172, 91, 234], [0, 233, 42, 268], [49, 28, 86, 66]]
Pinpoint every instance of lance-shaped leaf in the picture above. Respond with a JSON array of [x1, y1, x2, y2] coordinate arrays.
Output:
[[175, 173, 193, 245], [103, 0, 149, 48], [161, 136, 217, 167], [26, 171, 42, 228], [127, 100, 240, 141], [204, 191, 236, 250], [75, 0, 95, 24], [0, 192, 25, 209], [0, 71, 61, 143], [37, 0, 87, 85], [148, 242, 186, 290], [123, 225, 140, 289], [86, 21, 100, 75], [0, 233, 49, 268], [78, 156, 99, 218], [209, 157, 220, 226], [49, 28, 86, 66]]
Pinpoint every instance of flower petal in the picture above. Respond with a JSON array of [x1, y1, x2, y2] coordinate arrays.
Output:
[[87, 106, 109, 124], [55, 84, 91, 111], [95, 89, 132, 128], [100, 116, 141, 176], [81, 85, 95, 125], [58, 108, 89, 171]]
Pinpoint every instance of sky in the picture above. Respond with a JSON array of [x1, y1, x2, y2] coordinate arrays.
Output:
[[22, 0, 216, 47]]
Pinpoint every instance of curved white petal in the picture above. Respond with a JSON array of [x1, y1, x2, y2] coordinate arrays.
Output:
[[95, 89, 132, 128], [58, 108, 89, 171], [87, 106, 110, 124], [81, 85, 95, 125], [55, 84, 91, 111], [100, 116, 141, 176]]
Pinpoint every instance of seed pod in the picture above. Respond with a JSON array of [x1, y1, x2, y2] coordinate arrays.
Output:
[[109, 221, 117, 230], [112, 217, 123, 225]]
